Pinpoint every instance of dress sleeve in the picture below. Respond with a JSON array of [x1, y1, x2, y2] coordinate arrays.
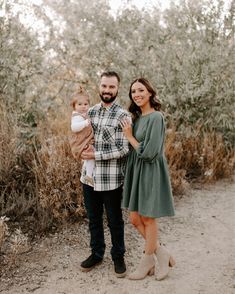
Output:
[[136, 113, 165, 163]]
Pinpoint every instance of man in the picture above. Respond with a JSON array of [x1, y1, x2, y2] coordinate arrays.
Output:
[[80, 71, 130, 278]]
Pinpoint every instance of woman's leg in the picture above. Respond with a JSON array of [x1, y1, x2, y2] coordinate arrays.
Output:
[[129, 211, 146, 238], [140, 216, 159, 254], [128, 213, 156, 280], [130, 212, 160, 253]]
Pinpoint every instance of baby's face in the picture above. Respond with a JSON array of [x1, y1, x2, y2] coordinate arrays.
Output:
[[75, 96, 90, 113]]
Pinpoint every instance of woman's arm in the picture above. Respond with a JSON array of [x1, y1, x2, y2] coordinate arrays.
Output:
[[121, 112, 165, 162], [121, 118, 139, 150]]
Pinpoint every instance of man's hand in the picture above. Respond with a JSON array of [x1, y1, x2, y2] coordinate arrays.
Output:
[[81, 149, 95, 160]]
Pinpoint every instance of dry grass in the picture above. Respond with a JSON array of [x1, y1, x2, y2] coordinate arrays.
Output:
[[0, 105, 19, 215], [0, 106, 234, 231], [32, 112, 86, 227], [165, 127, 235, 195], [0, 103, 40, 219], [0, 109, 18, 178], [165, 128, 189, 195]]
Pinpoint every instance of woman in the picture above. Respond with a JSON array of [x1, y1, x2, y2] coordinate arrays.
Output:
[[121, 78, 175, 281]]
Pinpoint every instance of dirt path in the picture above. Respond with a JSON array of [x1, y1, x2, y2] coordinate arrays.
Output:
[[1, 179, 235, 294]]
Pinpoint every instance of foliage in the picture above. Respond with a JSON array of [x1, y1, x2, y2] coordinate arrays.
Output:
[[39, 0, 235, 142]]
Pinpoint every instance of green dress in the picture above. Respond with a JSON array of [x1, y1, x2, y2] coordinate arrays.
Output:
[[122, 111, 175, 218]]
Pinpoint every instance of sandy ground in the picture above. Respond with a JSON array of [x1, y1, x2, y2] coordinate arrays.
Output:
[[0, 179, 235, 294]]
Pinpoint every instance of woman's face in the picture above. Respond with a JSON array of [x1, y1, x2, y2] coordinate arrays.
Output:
[[131, 82, 151, 108]]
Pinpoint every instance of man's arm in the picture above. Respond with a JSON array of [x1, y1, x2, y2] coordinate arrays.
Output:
[[81, 128, 129, 160], [94, 134, 129, 160]]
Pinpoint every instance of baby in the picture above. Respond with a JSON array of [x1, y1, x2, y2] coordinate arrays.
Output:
[[69, 90, 94, 185]]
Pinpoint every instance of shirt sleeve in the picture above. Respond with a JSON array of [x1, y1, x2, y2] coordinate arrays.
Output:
[[95, 112, 131, 160], [136, 112, 165, 162], [71, 112, 89, 132]]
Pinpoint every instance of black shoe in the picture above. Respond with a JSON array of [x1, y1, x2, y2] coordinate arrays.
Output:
[[113, 257, 126, 278], [80, 254, 103, 272]]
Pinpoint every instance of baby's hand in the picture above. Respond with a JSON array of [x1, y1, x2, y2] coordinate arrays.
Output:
[[86, 119, 91, 126], [81, 148, 95, 160]]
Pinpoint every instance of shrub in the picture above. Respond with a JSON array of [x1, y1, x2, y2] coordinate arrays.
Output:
[[165, 126, 235, 195]]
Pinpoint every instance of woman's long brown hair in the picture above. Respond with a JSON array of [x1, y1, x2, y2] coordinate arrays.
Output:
[[128, 78, 161, 121]]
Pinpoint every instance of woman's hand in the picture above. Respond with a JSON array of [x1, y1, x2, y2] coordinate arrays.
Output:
[[121, 118, 133, 140], [121, 118, 140, 150]]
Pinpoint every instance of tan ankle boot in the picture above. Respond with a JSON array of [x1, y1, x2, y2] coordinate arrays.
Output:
[[128, 253, 155, 280], [155, 246, 175, 281]]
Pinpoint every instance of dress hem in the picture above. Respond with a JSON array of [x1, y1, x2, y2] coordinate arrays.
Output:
[[121, 207, 175, 219]]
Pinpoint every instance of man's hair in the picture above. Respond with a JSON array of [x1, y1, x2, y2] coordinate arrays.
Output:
[[100, 71, 120, 83]]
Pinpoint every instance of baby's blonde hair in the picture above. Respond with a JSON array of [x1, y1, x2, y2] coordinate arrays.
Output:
[[70, 86, 90, 110]]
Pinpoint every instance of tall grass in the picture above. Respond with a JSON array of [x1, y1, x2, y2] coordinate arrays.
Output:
[[165, 126, 235, 195], [33, 113, 85, 226], [0, 105, 36, 218], [0, 107, 234, 232]]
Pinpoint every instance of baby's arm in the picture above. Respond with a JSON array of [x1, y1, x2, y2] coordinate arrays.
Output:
[[71, 112, 90, 132]]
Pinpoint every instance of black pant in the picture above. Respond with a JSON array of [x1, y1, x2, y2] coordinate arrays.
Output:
[[82, 184, 125, 260]]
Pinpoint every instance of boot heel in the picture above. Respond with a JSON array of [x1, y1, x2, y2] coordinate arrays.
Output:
[[148, 267, 154, 276], [169, 256, 175, 267]]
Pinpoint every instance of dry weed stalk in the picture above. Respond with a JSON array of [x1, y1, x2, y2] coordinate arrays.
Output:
[[9, 228, 31, 255], [0, 106, 19, 211], [165, 128, 189, 195], [0, 217, 31, 270], [0, 106, 18, 174], [0, 216, 10, 252], [2, 228, 31, 269]]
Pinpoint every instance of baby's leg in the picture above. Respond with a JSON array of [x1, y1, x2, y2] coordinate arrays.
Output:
[[85, 159, 95, 178]]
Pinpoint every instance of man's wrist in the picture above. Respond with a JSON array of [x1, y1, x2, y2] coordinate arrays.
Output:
[[94, 151, 102, 160]]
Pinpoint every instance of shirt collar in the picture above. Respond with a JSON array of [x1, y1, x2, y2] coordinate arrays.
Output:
[[100, 101, 118, 112]]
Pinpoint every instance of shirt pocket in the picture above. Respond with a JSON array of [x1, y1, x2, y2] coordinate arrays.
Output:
[[102, 126, 116, 143]]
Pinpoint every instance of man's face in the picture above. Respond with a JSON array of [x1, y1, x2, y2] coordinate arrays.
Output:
[[99, 76, 119, 105]]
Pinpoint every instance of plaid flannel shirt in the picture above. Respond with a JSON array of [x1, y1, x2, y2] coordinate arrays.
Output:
[[80, 102, 130, 191]]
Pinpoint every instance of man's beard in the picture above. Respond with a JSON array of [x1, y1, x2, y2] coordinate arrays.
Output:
[[100, 92, 118, 104]]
